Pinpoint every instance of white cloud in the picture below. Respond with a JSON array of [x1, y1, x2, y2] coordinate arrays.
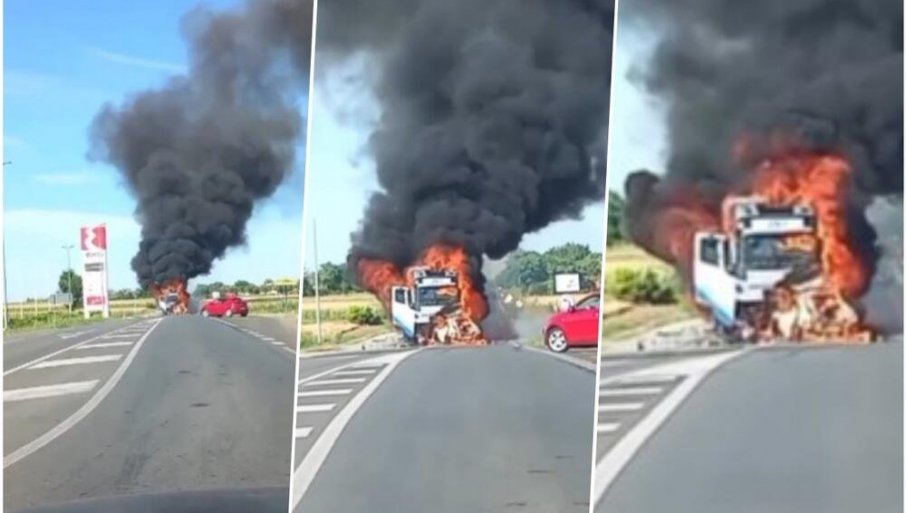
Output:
[[86, 47, 186, 74], [4, 135, 29, 149]]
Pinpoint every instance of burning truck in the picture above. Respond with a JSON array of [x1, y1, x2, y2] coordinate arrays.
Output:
[[693, 195, 870, 342], [627, 148, 878, 345], [358, 245, 488, 346], [152, 279, 191, 316]]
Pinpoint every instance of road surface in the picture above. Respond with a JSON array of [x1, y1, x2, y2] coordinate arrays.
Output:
[[3, 315, 296, 512], [596, 340, 903, 513], [291, 343, 597, 513]]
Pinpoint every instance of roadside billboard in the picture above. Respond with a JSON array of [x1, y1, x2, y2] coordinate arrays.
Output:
[[554, 273, 581, 293], [80, 224, 110, 318]]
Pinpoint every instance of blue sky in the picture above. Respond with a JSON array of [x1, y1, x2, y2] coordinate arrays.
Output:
[[3, 0, 306, 300], [303, 22, 668, 270]]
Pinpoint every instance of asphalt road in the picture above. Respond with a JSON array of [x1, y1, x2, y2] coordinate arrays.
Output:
[[597, 340, 903, 513], [292, 344, 597, 513], [4, 315, 296, 512]]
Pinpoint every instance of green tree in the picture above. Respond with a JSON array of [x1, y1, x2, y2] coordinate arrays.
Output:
[[607, 191, 627, 246], [319, 262, 351, 294], [58, 269, 83, 307], [233, 280, 254, 293]]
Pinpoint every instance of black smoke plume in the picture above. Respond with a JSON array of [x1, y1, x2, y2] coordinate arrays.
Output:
[[621, 0, 903, 279], [315, 0, 614, 285], [89, 0, 312, 288]]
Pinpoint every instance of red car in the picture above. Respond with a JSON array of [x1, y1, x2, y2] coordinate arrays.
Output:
[[543, 293, 601, 352], [200, 293, 249, 318]]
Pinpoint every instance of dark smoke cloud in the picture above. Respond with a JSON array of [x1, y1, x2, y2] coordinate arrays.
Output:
[[622, 0, 903, 288], [315, 0, 614, 281], [89, 0, 312, 288]]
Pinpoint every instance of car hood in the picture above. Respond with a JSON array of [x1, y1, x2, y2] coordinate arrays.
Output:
[[10, 487, 288, 513]]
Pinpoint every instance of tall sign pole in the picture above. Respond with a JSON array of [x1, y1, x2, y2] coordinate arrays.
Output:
[[313, 218, 322, 345], [80, 224, 110, 319]]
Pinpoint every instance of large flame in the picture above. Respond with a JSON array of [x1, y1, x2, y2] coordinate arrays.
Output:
[[744, 151, 873, 342], [358, 244, 488, 345], [151, 278, 191, 315]]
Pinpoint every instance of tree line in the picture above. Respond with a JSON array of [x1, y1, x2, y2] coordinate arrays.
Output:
[[493, 243, 602, 294]]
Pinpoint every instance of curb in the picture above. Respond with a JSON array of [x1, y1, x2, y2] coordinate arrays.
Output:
[[517, 343, 597, 373]]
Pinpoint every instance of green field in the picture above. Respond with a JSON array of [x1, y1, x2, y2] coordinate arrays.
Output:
[[600, 244, 695, 342]]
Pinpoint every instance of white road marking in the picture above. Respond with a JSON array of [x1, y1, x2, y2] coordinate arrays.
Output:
[[304, 378, 367, 386], [77, 342, 133, 349], [331, 369, 377, 376], [4, 380, 99, 402], [296, 404, 335, 413], [521, 345, 597, 372], [599, 402, 645, 413], [598, 423, 620, 434], [594, 349, 748, 506], [29, 355, 123, 369], [600, 359, 631, 368], [290, 350, 419, 510], [271, 341, 284, 346], [59, 330, 94, 340], [599, 386, 663, 397], [610, 374, 679, 385], [5, 318, 164, 468], [295, 427, 314, 438], [262, 337, 277, 342], [3, 322, 149, 376], [299, 389, 353, 397]]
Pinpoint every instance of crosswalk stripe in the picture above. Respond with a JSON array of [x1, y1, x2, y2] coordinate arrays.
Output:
[[600, 386, 663, 397], [4, 380, 99, 402], [29, 355, 122, 369], [299, 389, 353, 397], [331, 369, 377, 376], [295, 427, 314, 438], [304, 378, 367, 386], [611, 374, 679, 385], [599, 402, 645, 412], [598, 423, 621, 433], [296, 404, 335, 413], [77, 342, 133, 349]]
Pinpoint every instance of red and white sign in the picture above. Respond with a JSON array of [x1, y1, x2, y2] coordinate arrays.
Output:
[[81, 224, 110, 318]]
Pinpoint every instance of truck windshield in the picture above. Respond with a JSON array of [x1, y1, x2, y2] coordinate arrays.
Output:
[[417, 287, 457, 307], [742, 234, 816, 271]]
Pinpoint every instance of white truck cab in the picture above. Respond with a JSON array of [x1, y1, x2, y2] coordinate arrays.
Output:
[[693, 197, 819, 335], [390, 268, 459, 344]]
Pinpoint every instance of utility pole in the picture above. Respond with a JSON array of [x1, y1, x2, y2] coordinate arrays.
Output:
[[62, 244, 75, 313], [313, 218, 322, 345]]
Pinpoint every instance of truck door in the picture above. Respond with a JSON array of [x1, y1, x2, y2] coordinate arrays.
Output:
[[693, 233, 737, 327], [391, 286, 416, 340]]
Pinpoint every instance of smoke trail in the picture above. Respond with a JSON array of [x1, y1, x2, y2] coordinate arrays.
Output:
[[315, 0, 614, 284], [89, 0, 312, 288], [621, 0, 902, 286]]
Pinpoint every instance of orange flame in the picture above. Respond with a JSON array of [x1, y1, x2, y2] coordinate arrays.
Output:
[[358, 244, 489, 345], [151, 278, 191, 315]]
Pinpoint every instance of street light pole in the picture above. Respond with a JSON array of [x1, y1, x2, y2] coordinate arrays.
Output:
[[62, 245, 75, 313]]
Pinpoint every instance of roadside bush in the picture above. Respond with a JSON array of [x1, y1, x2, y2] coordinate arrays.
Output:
[[346, 305, 383, 326], [606, 268, 679, 305]]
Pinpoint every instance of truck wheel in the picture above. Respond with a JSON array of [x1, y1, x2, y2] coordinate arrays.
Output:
[[546, 328, 569, 353]]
